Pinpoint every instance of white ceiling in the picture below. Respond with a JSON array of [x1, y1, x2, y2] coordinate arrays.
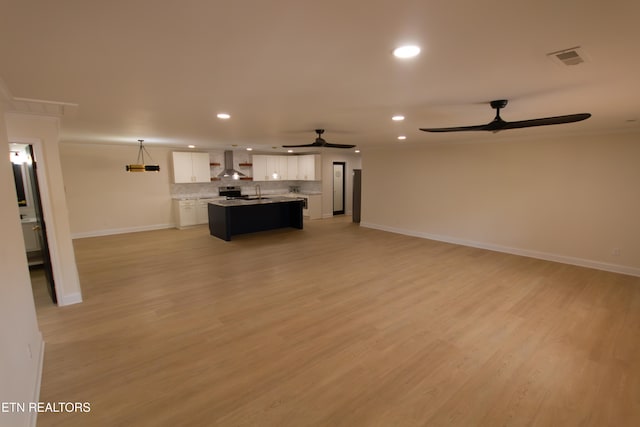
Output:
[[1, 0, 639, 152]]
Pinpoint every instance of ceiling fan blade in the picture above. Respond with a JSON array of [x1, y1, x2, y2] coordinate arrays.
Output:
[[282, 143, 319, 148], [420, 124, 492, 133], [283, 129, 355, 149], [421, 99, 591, 134], [500, 113, 592, 130], [323, 142, 356, 149]]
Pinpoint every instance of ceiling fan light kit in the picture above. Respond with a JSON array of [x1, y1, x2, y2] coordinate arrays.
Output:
[[420, 99, 591, 133], [125, 140, 160, 172]]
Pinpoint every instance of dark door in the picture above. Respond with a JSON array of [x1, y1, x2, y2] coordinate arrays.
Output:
[[352, 169, 361, 223], [333, 162, 345, 215], [26, 145, 57, 304]]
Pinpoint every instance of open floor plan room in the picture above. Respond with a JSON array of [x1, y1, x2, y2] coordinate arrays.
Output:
[[34, 217, 640, 426]]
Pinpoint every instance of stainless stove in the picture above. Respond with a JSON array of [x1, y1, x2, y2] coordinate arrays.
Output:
[[218, 186, 246, 200]]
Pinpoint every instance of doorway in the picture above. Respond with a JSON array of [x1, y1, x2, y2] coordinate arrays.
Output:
[[333, 162, 345, 216], [10, 143, 57, 304]]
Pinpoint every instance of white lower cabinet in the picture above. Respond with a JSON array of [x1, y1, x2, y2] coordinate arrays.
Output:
[[174, 200, 197, 229], [22, 221, 40, 251], [175, 199, 218, 228], [196, 199, 216, 224], [306, 194, 322, 219], [284, 193, 322, 219]]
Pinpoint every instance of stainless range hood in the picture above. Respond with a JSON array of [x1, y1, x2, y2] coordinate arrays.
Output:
[[217, 150, 246, 179]]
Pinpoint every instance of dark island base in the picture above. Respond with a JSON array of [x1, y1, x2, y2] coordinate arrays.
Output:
[[208, 200, 303, 241]]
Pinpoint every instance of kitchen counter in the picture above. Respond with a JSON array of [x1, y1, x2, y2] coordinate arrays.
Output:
[[208, 197, 303, 241], [172, 196, 223, 201], [209, 196, 301, 207]]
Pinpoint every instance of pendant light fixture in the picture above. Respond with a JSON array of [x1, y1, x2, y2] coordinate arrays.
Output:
[[125, 139, 160, 172]]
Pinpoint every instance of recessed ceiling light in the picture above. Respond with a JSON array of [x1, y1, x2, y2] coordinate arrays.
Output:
[[355, 149, 360, 153], [287, 149, 293, 153], [187, 144, 196, 148], [217, 113, 231, 119], [246, 147, 253, 151], [392, 115, 405, 121], [397, 135, 407, 140], [393, 45, 421, 58]]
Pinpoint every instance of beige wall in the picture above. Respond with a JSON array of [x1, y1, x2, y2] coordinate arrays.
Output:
[[361, 131, 640, 276], [60, 142, 175, 237], [61, 144, 364, 232], [0, 88, 44, 427]]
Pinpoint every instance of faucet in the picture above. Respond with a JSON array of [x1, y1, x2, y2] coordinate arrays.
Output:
[[255, 184, 261, 200]]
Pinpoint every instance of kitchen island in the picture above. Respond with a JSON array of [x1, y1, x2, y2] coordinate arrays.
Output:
[[208, 197, 304, 241]]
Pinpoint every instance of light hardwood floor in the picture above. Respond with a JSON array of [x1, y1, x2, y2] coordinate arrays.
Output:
[[33, 216, 640, 426]]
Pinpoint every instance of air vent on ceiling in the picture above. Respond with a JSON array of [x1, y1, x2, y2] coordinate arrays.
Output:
[[547, 46, 588, 66]]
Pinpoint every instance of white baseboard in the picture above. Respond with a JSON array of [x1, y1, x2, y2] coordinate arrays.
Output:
[[360, 222, 640, 278], [59, 292, 83, 306], [71, 223, 174, 239], [29, 335, 45, 427]]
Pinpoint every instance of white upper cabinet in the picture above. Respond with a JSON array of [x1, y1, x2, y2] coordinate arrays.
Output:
[[252, 154, 321, 181], [298, 154, 322, 181], [268, 156, 288, 180], [191, 152, 211, 182], [172, 152, 211, 183], [252, 155, 268, 181], [252, 155, 288, 181], [287, 156, 299, 180]]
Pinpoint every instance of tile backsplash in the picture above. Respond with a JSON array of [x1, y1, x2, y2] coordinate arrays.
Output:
[[171, 180, 321, 199]]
